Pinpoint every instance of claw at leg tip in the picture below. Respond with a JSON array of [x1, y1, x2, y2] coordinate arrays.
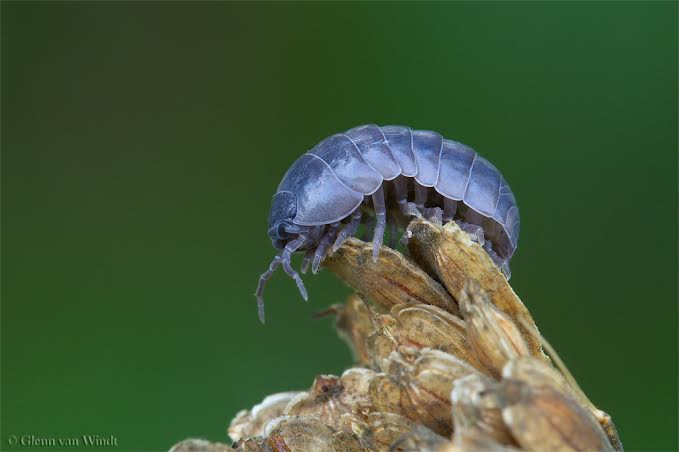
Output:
[[297, 282, 309, 302], [256, 298, 266, 324]]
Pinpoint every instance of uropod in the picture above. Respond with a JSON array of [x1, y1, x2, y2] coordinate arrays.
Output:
[[255, 124, 520, 323]]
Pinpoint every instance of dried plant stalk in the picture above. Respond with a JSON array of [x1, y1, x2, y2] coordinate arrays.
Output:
[[324, 237, 459, 316], [406, 219, 544, 358], [173, 219, 622, 452]]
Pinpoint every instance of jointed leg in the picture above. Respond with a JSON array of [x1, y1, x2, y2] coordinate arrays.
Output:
[[255, 257, 282, 323], [361, 214, 375, 241], [484, 242, 511, 279], [388, 215, 398, 248], [458, 209, 486, 245], [312, 222, 340, 274], [415, 184, 429, 212], [443, 198, 458, 223], [456, 221, 486, 245], [424, 207, 443, 225], [371, 186, 387, 263], [332, 209, 362, 253], [281, 256, 308, 300], [301, 247, 315, 274], [394, 177, 421, 217], [255, 234, 307, 324]]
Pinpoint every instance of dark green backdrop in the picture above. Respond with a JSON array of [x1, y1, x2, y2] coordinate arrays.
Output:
[[2, 2, 677, 451]]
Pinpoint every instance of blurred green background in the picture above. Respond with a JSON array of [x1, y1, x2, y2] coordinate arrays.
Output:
[[2, 2, 676, 451]]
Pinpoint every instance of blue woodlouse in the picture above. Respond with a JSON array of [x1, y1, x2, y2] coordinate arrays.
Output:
[[255, 124, 520, 323]]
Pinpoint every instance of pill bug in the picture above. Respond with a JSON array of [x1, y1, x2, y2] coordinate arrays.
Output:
[[255, 124, 519, 323]]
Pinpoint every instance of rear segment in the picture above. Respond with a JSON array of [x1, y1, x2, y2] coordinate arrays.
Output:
[[404, 131, 519, 260]]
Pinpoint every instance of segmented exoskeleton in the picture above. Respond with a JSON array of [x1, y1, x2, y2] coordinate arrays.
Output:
[[255, 125, 520, 323]]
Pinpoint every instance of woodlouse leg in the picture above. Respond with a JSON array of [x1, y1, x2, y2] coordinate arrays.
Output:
[[312, 222, 340, 274], [302, 225, 326, 273], [443, 198, 458, 223], [458, 208, 486, 245], [394, 177, 421, 218], [255, 234, 307, 324], [415, 184, 429, 212], [361, 214, 375, 241], [484, 242, 512, 279], [371, 186, 387, 263], [388, 215, 397, 248], [281, 257, 308, 301], [255, 257, 282, 323], [424, 207, 443, 225], [456, 220, 486, 246], [331, 209, 362, 253], [301, 247, 315, 274]]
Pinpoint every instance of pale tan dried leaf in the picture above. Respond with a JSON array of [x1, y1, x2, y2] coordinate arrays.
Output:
[[284, 368, 377, 430], [458, 282, 530, 377], [450, 374, 517, 447], [235, 416, 362, 452], [228, 391, 303, 442], [324, 237, 459, 315], [406, 219, 545, 359], [500, 379, 613, 452], [170, 438, 235, 452]]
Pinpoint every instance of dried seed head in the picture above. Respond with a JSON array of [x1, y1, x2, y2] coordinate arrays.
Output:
[[194, 218, 622, 452], [366, 323, 399, 371], [502, 357, 622, 451], [389, 424, 449, 451], [284, 368, 377, 430], [339, 411, 446, 451], [234, 416, 362, 452], [332, 294, 377, 366], [406, 219, 546, 359], [502, 358, 574, 401], [458, 282, 530, 377], [370, 348, 477, 436], [439, 434, 522, 452], [170, 439, 235, 452], [451, 374, 517, 447], [499, 360, 614, 452], [386, 304, 484, 372], [324, 237, 459, 315], [228, 392, 302, 442]]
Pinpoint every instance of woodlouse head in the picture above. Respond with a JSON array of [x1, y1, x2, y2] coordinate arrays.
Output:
[[268, 191, 301, 249], [268, 191, 297, 228]]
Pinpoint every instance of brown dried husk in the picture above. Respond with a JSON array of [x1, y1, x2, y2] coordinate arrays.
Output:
[[173, 219, 622, 452]]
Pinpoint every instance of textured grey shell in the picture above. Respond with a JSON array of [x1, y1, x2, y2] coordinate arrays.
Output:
[[275, 125, 519, 257]]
